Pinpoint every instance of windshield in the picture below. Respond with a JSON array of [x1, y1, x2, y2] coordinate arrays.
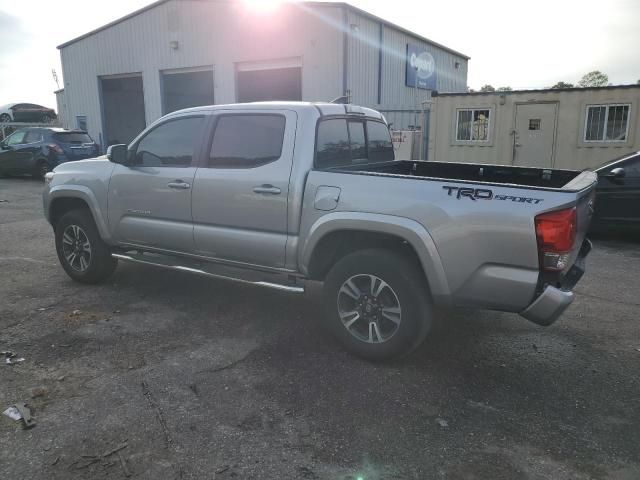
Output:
[[53, 132, 93, 144], [588, 151, 639, 171]]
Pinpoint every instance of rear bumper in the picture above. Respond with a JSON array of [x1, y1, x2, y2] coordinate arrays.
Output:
[[520, 286, 574, 326], [520, 239, 592, 326]]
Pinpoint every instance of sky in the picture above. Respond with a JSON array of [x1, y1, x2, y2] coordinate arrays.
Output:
[[0, 0, 638, 109]]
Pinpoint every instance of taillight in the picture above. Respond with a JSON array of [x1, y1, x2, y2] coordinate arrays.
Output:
[[535, 207, 577, 271], [48, 143, 64, 155]]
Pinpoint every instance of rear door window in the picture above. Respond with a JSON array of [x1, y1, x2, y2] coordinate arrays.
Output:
[[209, 114, 286, 168], [54, 132, 93, 144], [367, 121, 394, 162]]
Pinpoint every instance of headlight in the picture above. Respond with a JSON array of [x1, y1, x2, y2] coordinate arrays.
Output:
[[44, 172, 55, 185]]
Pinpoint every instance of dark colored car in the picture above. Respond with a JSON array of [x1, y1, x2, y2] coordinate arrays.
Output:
[[0, 103, 57, 123], [0, 128, 99, 179], [589, 151, 640, 230]]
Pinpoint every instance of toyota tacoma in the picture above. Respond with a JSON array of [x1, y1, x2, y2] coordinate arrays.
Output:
[[43, 102, 597, 360]]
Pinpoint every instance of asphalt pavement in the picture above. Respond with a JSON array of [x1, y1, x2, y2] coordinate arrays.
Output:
[[1, 177, 639, 479]]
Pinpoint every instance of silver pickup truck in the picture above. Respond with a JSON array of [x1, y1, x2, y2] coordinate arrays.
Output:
[[43, 102, 597, 360]]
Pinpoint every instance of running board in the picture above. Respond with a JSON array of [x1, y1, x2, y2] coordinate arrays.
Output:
[[111, 252, 305, 293]]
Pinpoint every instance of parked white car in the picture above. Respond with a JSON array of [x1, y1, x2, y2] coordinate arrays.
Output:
[[0, 103, 57, 123]]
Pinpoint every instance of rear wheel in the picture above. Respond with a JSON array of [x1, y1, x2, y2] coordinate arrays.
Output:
[[40, 114, 53, 124], [323, 249, 432, 360], [55, 209, 117, 284]]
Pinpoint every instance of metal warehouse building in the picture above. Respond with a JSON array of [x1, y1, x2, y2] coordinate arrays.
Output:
[[54, 0, 468, 150]]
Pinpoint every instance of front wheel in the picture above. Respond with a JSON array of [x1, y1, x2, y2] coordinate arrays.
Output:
[[55, 209, 117, 284], [0, 113, 11, 122], [323, 249, 432, 361]]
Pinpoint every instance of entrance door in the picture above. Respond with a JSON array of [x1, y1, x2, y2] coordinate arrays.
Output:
[[513, 103, 557, 167], [236, 58, 302, 103], [100, 75, 146, 147]]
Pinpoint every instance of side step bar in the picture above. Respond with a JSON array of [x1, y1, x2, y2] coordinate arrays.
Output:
[[112, 253, 305, 294]]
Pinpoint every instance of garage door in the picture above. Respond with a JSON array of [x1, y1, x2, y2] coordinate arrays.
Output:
[[100, 75, 146, 147], [236, 58, 302, 103], [162, 68, 215, 114]]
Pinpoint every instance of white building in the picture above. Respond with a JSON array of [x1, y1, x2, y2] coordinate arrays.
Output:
[[428, 85, 640, 169], [55, 0, 468, 150]]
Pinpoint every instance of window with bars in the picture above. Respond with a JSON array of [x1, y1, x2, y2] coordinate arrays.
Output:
[[456, 109, 490, 141], [584, 104, 630, 142]]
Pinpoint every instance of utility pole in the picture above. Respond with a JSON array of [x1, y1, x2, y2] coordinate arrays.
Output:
[[52, 69, 60, 90]]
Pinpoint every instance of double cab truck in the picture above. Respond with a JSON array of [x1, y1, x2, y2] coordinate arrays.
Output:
[[43, 102, 597, 360]]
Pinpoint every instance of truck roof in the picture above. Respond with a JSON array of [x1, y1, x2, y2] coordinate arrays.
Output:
[[166, 102, 385, 122]]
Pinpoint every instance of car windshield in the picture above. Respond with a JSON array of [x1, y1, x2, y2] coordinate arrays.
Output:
[[54, 132, 93, 144], [588, 152, 639, 172]]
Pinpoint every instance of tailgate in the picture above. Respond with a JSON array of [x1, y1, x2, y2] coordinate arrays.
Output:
[[63, 143, 98, 159], [53, 132, 98, 160], [567, 180, 597, 268]]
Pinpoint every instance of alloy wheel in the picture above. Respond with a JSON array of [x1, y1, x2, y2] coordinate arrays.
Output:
[[337, 274, 402, 344], [61, 225, 92, 272]]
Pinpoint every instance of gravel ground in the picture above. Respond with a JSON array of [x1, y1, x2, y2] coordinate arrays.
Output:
[[1, 177, 639, 480]]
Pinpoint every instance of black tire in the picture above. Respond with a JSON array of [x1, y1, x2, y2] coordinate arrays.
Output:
[[40, 114, 53, 124], [33, 160, 49, 180], [55, 209, 117, 284], [322, 248, 432, 361], [0, 113, 11, 122]]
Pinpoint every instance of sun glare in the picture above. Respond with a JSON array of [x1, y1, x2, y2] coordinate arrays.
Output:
[[242, 0, 289, 13]]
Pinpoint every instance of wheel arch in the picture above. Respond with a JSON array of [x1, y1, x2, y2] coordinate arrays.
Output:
[[47, 187, 111, 242], [301, 213, 450, 305]]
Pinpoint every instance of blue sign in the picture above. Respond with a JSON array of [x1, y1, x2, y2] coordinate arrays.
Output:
[[406, 44, 437, 90]]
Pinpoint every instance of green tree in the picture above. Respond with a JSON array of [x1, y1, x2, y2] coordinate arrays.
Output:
[[479, 84, 495, 92], [551, 81, 574, 89], [578, 71, 608, 87], [496, 86, 512, 91]]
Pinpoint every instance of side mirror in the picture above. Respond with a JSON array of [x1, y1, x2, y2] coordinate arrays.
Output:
[[603, 167, 625, 183], [107, 144, 129, 165]]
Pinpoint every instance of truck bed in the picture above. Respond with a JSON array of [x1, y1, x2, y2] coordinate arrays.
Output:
[[332, 160, 593, 192]]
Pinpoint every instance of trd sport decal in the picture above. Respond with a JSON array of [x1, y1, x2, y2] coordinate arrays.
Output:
[[442, 186, 544, 204]]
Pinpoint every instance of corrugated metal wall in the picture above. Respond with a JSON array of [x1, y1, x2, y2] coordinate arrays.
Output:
[[60, 0, 345, 145], [59, 0, 467, 145], [343, 7, 468, 147], [346, 8, 468, 130]]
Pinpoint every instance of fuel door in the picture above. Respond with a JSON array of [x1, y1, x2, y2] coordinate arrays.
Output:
[[314, 186, 341, 211]]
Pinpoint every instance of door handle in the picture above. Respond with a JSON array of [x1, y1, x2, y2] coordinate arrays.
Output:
[[253, 184, 281, 195], [167, 180, 191, 190]]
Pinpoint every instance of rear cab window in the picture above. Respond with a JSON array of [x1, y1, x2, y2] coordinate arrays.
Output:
[[315, 117, 394, 169], [54, 132, 94, 144]]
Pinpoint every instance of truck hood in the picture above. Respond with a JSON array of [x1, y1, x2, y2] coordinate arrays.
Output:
[[53, 155, 109, 172]]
